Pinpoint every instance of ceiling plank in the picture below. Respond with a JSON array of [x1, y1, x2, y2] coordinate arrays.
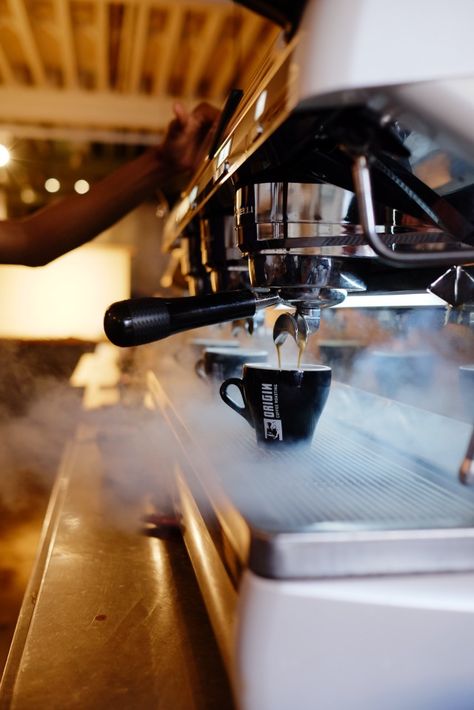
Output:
[[0, 86, 209, 130], [0, 41, 16, 85], [152, 6, 183, 96], [96, 0, 109, 90], [116, 2, 135, 91], [9, 0, 47, 85], [128, 2, 149, 93], [182, 10, 224, 99], [53, 0, 78, 88]]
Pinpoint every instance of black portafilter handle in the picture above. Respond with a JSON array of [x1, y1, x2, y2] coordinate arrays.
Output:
[[104, 289, 278, 347]]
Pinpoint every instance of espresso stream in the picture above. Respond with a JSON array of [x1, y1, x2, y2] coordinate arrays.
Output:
[[276, 341, 306, 369], [276, 343, 282, 370], [297, 342, 305, 369]]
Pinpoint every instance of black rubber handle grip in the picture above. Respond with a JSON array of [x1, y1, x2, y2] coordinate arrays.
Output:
[[104, 290, 258, 347]]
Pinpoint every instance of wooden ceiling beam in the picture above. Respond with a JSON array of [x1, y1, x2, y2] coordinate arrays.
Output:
[[128, 2, 149, 93], [152, 7, 183, 96], [9, 0, 47, 85], [182, 10, 224, 98], [0, 86, 206, 130], [116, 3, 135, 91], [96, 0, 109, 90], [0, 122, 162, 144], [0, 42, 16, 85], [53, 0, 78, 88]]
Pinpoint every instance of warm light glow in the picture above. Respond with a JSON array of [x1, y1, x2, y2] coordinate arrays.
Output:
[[189, 185, 198, 204], [334, 292, 446, 308], [216, 138, 231, 167], [0, 144, 10, 167], [0, 244, 130, 340], [74, 179, 90, 194], [254, 90, 267, 120], [45, 177, 60, 193], [20, 186, 37, 204]]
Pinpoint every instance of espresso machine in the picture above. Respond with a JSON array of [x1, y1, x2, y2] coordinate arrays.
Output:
[[103, 1, 474, 708]]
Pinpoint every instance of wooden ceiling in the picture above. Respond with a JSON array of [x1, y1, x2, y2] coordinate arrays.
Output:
[[0, 1, 280, 216], [0, 0, 280, 141]]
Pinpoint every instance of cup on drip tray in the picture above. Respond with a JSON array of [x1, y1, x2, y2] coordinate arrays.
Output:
[[220, 364, 331, 446], [318, 340, 363, 379], [369, 350, 435, 398], [190, 338, 240, 358], [175, 336, 240, 369], [195, 347, 268, 382], [459, 365, 474, 422]]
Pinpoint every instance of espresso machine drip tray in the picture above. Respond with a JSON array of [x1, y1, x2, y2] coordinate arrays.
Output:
[[149, 373, 474, 580], [229, 423, 474, 579]]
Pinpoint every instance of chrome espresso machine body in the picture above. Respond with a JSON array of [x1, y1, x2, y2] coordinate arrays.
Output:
[[105, 0, 474, 346], [104, 2, 474, 709]]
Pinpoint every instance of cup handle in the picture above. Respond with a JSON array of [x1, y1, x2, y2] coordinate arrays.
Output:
[[195, 358, 206, 379], [219, 378, 253, 426]]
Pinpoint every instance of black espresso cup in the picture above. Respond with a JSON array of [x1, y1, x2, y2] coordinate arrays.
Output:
[[196, 347, 268, 381], [220, 364, 331, 446]]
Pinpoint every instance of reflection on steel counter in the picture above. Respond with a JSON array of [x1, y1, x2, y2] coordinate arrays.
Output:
[[0, 421, 234, 710]]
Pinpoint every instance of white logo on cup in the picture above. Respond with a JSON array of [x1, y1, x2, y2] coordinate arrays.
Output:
[[261, 383, 283, 440], [264, 418, 283, 440]]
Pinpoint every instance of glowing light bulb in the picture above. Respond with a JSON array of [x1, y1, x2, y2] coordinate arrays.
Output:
[[74, 179, 90, 194], [0, 145, 11, 167], [44, 178, 60, 193]]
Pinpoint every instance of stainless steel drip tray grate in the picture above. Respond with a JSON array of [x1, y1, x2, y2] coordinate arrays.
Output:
[[218, 421, 474, 531], [192, 416, 474, 579]]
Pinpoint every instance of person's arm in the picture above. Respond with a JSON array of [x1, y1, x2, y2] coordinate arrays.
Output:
[[0, 102, 218, 267]]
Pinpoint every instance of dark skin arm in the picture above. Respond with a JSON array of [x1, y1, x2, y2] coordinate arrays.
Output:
[[0, 102, 218, 267]]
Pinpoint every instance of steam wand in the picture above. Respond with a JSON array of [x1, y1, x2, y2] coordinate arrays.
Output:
[[459, 428, 474, 486]]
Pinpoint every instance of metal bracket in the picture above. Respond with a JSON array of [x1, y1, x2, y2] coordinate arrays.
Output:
[[352, 154, 474, 267]]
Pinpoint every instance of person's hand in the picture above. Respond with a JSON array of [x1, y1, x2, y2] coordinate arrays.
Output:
[[160, 101, 219, 177]]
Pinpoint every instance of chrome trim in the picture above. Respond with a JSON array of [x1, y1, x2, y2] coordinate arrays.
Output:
[[248, 254, 366, 291], [249, 526, 474, 580]]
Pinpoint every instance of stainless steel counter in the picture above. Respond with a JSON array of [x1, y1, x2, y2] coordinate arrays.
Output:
[[0, 421, 234, 710]]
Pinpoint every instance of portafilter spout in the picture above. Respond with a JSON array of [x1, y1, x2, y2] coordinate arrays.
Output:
[[273, 288, 347, 352], [104, 289, 279, 347]]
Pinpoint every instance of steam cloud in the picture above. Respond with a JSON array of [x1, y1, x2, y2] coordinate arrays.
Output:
[[127, 312, 474, 533], [0, 303, 472, 537]]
